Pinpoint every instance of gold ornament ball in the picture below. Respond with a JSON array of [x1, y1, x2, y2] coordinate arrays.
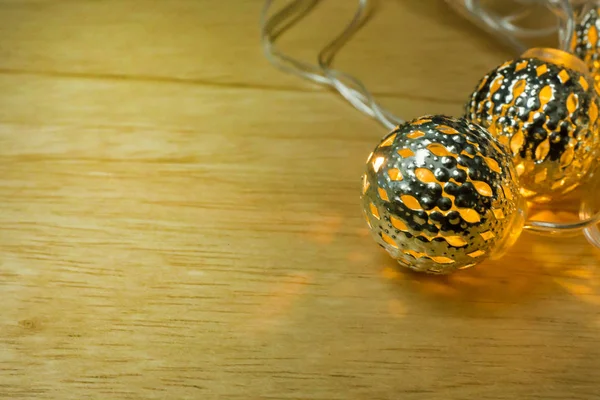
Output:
[[361, 115, 525, 274], [466, 48, 600, 203], [571, 7, 600, 81]]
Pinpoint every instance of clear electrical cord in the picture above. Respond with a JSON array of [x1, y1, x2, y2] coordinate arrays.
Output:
[[446, 0, 561, 53], [260, 0, 400, 130], [260, 0, 600, 247]]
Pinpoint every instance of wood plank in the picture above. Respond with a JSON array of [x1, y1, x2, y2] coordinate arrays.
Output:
[[0, 0, 511, 99], [0, 1, 599, 399]]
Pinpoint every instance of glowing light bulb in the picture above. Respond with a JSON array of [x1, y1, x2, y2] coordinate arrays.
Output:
[[361, 115, 526, 274], [571, 7, 600, 82], [467, 48, 600, 203]]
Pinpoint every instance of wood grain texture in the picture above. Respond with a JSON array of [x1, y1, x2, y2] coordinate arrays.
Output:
[[0, 1, 599, 399]]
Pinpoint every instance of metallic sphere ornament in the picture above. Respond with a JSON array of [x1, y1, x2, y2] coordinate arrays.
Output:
[[361, 115, 525, 274], [467, 48, 600, 203], [571, 7, 600, 80]]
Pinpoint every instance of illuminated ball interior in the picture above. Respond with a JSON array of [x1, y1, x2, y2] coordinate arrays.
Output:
[[361, 115, 524, 274], [467, 56, 600, 203], [572, 7, 600, 79]]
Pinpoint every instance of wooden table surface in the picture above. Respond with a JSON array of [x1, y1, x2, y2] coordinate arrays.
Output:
[[1, 1, 599, 399]]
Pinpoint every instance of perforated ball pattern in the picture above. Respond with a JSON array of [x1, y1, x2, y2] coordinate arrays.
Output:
[[361, 115, 522, 274], [572, 7, 600, 79], [467, 57, 600, 202]]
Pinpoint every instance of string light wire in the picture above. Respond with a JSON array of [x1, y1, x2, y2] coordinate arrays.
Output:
[[261, 0, 400, 129], [260, 0, 600, 246]]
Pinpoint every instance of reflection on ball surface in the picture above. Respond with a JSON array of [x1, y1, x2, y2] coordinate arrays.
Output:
[[361, 115, 524, 274], [467, 51, 600, 203]]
